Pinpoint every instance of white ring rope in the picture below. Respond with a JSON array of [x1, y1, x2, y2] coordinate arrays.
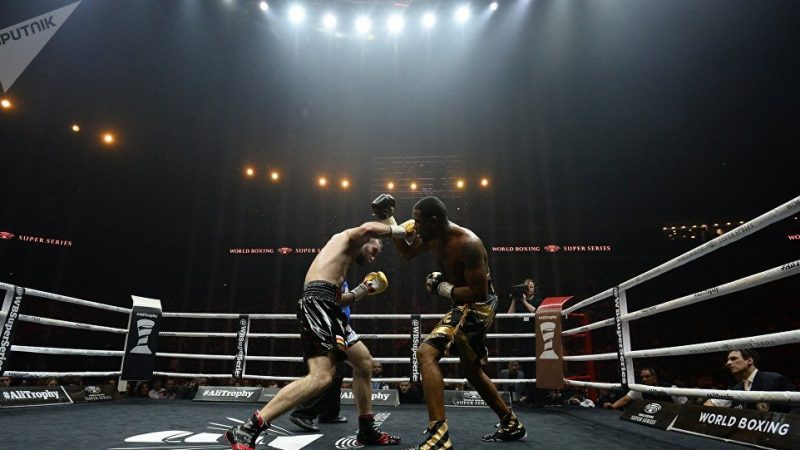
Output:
[[563, 195, 800, 315], [626, 329, 800, 359], [157, 332, 536, 340], [18, 314, 127, 334], [565, 379, 623, 390], [562, 318, 616, 336], [3, 371, 121, 378], [629, 383, 800, 402], [156, 352, 236, 361], [563, 353, 617, 362], [11, 345, 123, 357], [24, 288, 131, 314], [562, 258, 800, 336], [160, 312, 535, 320], [623, 259, 800, 322]]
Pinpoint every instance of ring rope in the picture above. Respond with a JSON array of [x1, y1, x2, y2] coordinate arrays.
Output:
[[562, 318, 616, 336], [24, 287, 132, 314], [563, 195, 800, 315], [625, 329, 800, 359], [622, 259, 800, 322], [160, 312, 535, 320], [3, 371, 121, 378], [563, 353, 617, 362], [156, 352, 235, 361], [156, 331, 536, 340], [562, 259, 800, 336], [11, 345, 123, 357], [565, 379, 622, 390], [19, 314, 128, 334], [629, 383, 800, 402]]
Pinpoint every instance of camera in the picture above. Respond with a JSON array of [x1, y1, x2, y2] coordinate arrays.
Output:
[[510, 283, 527, 296]]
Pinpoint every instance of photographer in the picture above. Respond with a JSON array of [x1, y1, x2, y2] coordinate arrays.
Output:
[[507, 278, 540, 313]]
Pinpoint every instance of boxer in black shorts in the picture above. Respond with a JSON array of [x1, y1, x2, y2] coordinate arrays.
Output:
[[225, 220, 416, 450], [373, 194, 527, 449]]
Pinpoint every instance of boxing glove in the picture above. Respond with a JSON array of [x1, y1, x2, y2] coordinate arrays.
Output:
[[372, 194, 397, 225], [426, 272, 454, 298], [351, 271, 389, 301]]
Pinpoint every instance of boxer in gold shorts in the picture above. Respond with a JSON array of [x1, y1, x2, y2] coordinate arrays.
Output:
[[372, 194, 527, 449]]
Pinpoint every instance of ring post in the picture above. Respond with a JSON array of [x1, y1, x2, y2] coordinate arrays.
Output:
[[535, 296, 572, 389], [118, 295, 162, 393]]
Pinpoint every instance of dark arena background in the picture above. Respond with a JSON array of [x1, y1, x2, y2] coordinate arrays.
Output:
[[0, 0, 798, 449]]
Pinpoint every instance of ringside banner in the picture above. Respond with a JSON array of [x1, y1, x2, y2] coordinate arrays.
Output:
[[0, 386, 72, 408], [193, 386, 262, 402], [341, 389, 399, 407], [671, 403, 800, 449], [445, 389, 512, 407], [620, 400, 680, 430]]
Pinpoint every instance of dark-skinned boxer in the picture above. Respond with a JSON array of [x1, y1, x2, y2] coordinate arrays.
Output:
[[372, 194, 526, 449]]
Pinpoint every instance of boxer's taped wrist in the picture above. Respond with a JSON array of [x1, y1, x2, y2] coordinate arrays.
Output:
[[389, 225, 407, 239], [437, 282, 455, 299], [351, 283, 368, 301]]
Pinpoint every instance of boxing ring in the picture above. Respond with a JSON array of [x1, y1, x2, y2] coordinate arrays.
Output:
[[1, 194, 798, 449]]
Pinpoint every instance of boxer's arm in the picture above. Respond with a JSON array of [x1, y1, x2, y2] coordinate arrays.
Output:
[[392, 232, 428, 260], [449, 240, 489, 302], [347, 222, 396, 243]]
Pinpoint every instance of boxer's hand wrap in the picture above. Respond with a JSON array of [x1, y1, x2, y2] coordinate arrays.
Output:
[[389, 225, 409, 239], [400, 219, 417, 245], [372, 194, 396, 224], [353, 271, 389, 301], [426, 272, 454, 298]]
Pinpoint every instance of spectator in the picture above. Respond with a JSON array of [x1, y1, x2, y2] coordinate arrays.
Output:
[[704, 349, 797, 413], [371, 362, 389, 390], [567, 388, 595, 408], [604, 367, 687, 410], [0, 376, 12, 387], [136, 382, 151, 398], [149, 379, 166, 399], [163, 378, 178, 399], [498, 361, 528, 405], [508, 278, 540, 313], [397, 381, 423, 404]]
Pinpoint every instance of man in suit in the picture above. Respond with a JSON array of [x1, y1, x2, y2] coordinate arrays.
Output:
[[704, 349, 796, 413]]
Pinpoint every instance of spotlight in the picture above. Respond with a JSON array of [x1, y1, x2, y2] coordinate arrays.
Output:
[[71, 124, 80, 132], [270, 171, 279, 181], [456, 179, 465, 189], [410, 182, 418, 190], [387, 181, 395, 190], [0, 99, 11, 109], [288, 5, 306, 24], [355, 16, 372, 35], [480, 177, 489, 187], [455, 5, 471, 23], [102, 132, 115, 145], [259, 1, 268, 12], [387, 14, 405, 34], [341, 179, 350, 189], [318, 177, 327, 187], [489, 2, 499, 11], [422, 12, 436, 29], [322, 13, 337, 30], [245, 167, 255, 177]]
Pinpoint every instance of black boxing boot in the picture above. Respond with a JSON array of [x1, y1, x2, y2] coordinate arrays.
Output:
[[407, 419, 453, 450], [481, 411, 526, 442], [356, 413, 402, 446], [225, 411, 269, 450]]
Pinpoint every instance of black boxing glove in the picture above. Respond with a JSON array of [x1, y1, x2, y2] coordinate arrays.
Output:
[[371, 194, 397, 224], [426, 272, 454, 298]]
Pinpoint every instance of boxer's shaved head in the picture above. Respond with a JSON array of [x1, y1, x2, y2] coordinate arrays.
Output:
[[413, 196, 447, 220]]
